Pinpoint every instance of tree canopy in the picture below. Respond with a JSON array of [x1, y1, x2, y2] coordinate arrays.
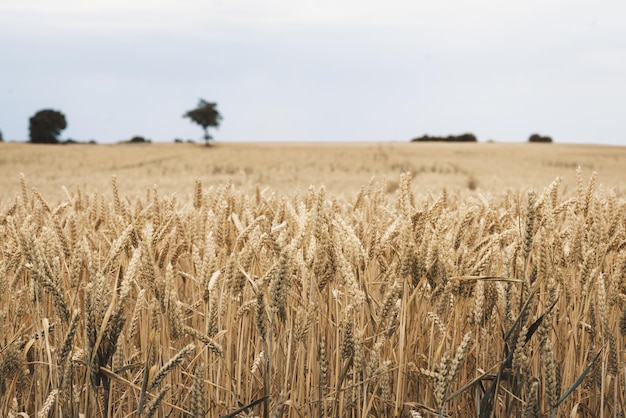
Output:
[[183, 99, 222, 144], [29, 109, 67, 144]]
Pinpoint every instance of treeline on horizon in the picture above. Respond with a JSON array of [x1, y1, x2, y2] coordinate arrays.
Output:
[[410, 133, 553, 143], [0, 105, 554, 145], [0, 128, 557, 145]]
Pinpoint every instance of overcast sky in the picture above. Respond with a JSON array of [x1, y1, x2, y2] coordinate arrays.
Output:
[[1, 1, 625, 145]]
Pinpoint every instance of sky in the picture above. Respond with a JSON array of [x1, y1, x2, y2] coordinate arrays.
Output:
[[1, 0, 625, 145]]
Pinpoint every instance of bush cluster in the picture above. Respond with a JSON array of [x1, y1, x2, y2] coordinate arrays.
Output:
[[529, 133, 553, 143], [125, 136, 151, 144], [411, 133, 478, 142]]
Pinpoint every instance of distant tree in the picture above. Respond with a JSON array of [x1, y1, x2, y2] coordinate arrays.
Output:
[[183, 99, 222, 145], [528, 133, 553, 143], [29, 109, 67, 144], [0, 129, 3, 142]]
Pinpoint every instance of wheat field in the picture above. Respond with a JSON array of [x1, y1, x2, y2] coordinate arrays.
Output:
[[2, 141, 626, 201], [1, 142, 626, 417]]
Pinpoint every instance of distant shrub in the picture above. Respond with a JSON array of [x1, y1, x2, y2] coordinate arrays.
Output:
[[411, 133, 478, 143], [529, 134, 553, 143], [58, 138, 97, 145], [126, 136, 151, 144], [0, 129, 3, 142]]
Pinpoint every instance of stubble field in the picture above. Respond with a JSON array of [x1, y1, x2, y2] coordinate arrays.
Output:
[[1, 141, 626, 417]]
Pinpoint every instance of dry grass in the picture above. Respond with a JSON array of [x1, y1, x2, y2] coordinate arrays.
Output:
[[1, 162, 626, 417]]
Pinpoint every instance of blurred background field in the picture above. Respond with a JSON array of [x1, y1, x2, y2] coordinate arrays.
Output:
[[1, 142, 626, 204]]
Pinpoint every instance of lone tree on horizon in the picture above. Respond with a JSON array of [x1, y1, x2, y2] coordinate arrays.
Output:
[[29, 109, 67, 143], [184, 99, 222, 145]]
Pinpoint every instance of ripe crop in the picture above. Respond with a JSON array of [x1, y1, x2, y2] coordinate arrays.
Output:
[[0, 168, 624, 417]]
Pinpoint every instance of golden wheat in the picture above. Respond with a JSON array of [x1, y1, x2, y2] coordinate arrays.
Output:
[[0, 169, 625, 417]]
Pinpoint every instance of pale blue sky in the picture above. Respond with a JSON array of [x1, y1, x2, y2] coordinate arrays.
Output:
[[1, 1, 625, 144]]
